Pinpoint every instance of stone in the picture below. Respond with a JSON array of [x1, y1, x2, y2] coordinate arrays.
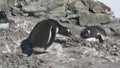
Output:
[[47, 6, 66, 19], [22, 2, 47, 12], [67, 14, 79, 19], [38, 0, 65, 11], [68, 0, 87, 13], [11, 7, 23, 16], [80, 0, 95, 9], [34, 12, 46, 17], [0, 0, 10, 15], [89, 1, 111, 14], [103, 22, 120, 35], [79, 13, 111, 26], [47, 1, 64, 11]]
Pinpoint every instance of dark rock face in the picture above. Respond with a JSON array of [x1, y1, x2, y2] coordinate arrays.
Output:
[[0, 0, 120, 68]]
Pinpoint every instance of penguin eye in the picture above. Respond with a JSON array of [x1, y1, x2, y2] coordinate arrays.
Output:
[[87, 30, 91, 34]]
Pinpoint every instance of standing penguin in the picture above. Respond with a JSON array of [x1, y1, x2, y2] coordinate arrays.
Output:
[[0, 11, 10, 29], [20, 19, 74, 56], [80, 26, 107, 43]]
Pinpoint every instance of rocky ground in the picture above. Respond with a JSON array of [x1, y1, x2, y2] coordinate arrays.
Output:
[[0, 0, 120, 68]]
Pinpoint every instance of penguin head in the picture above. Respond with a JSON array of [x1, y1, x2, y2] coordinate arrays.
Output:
[[58, 27, 74, 39], [0, 11, 7, 20], [80, 29, 91, 38], [0, 11, 11, 23]]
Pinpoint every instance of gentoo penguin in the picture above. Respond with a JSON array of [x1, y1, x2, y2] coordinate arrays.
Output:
[[0, 11, 10, 29], [80, 26, 107, 43], [20, 19, 74, 56]]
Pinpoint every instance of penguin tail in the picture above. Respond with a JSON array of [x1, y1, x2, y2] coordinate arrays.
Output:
[[96, 34, 106, 43], [20, 39, 33, 57]]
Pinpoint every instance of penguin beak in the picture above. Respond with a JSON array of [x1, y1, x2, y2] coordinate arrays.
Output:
[[68, 34, 75, 40]]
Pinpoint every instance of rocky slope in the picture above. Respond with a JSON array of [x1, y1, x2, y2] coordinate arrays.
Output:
[[0, 0, 120, 68]]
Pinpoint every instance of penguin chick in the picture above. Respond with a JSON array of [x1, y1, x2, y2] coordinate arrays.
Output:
[[0, 11, 10, 29], [20, 19, 74, 56], [80, 26, 107, 43]]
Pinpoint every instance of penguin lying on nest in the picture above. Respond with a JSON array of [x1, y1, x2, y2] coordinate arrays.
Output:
[[20, 19, 74, 56], [80, 26, 107, 43], [0, 11, 10, 29]]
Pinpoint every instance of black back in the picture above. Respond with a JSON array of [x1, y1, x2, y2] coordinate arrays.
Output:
[[28, 19, 58, 48]]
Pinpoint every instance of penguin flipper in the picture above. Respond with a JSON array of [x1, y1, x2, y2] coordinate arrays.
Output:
[[20, 39, 33, 56], [45, 27, 56, 50], [96, 35, 105, 43]]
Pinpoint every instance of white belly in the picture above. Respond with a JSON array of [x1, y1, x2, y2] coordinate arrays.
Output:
[[0, 23, 9, 29]]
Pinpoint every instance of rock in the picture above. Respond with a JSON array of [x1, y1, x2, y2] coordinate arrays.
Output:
[[103, 22, 120, 35], [68, 0, 87, 13], [59, 17, 69, 23], [89, 1, 111, 14], [34, 12, 46, 17], [47, 1, 64, 11], [22, 2, 47, 12], [92, 14, 111, 24], [47, 6, 66, 19], [38, 0, 65, 11], [0, 0, 10, 15], [80, 0, 95, 9], [79, 13, 111, 26], [0, 0, 8, 10], [11, 7, 23, 16], [89, 1, 104, 13]]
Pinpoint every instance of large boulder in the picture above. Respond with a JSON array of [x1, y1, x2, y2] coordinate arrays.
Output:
[[69, 0, 112, 14], [22, 2, 47, 12], [21, 0, 66, 17], [66, 11, 112, 26], [37, 0, 66, 11], [89, 1, 111, 14], [47, 6, 66, 19], [103, 19, 120, 35], [68, 0, 88, 13], [78, 12, 111, 26], [46, 0, 64, 11]]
